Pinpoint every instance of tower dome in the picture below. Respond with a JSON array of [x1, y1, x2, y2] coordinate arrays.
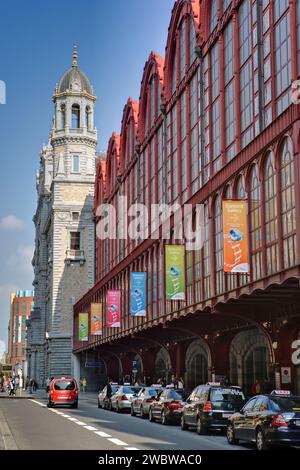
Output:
[[56, 46, 94, 95]]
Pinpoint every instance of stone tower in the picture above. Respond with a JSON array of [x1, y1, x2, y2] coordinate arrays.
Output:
[[27, 47, 97, 383]]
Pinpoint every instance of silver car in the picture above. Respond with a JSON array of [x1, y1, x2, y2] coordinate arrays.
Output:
[[98, 384, 120, 409], [131, 386, 164, 418], [111, 385, 141, 412]]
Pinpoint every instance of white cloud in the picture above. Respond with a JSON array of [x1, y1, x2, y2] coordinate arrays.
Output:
[[0, 215, 24, 231], [7, 245, 34, 273]]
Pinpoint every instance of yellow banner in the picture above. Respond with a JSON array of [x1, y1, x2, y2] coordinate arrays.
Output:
[[91, 303, 102, 336]]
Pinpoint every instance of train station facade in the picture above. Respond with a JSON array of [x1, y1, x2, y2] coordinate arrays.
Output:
[[73, 0, 300, 394]]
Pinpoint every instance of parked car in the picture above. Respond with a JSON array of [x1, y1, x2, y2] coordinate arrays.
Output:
[[111, 385, 142, 412], [131, 385, 164, 418], [47, 377, 78, 408], [227, 390, 300, 450], [149, 388, 186, 425], [181, 382, 246, 434], [97, 383, 120, 410]]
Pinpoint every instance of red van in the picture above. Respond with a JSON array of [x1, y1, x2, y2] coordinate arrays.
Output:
[[47, 378, 78, 408]]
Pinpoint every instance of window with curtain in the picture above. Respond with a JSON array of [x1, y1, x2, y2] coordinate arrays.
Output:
[[180, 19, 186, 80], [203, 205, 211, 299], [210, 0, 218, 33], [224, 21, 235, 162], [264, 153, 279, 275], [280, 139, 297, 268], [274, 0, 291, 116], [239, 0, 254, 148], [249, 165, 262, 280], [262, 0, 273, 128], [214, 196, 224, 295]]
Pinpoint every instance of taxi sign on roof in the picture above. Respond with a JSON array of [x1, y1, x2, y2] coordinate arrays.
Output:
[[166, 384, 175, 388], [207, 382, 221, 386], [151, 384, 162, 388], [270, 390, 292, 396]]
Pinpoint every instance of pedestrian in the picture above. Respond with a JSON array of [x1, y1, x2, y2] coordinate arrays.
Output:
[[82, 377, 87, 392], [46, 377, 51, 393], [15, 375, 20, 392], [8, 377, 15, 396], [177, 377, 184, 389], [251, 378, 262, 395]]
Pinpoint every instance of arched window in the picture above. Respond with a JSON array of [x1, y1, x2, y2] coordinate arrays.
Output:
[[249, 165, 262, 280], [210, 0, 218, 33], [61, 104, 66, 129], [71, 104, 80, 128], [214, 196, 224, 295], [236, 175, 246, 199], [280, 139, 297, 268], [203, 204, 211, 299], [85, 106, 90, 128], [179, 19, 186, 80], [264, 153, 279, 275], [189, 16, 197, 66]]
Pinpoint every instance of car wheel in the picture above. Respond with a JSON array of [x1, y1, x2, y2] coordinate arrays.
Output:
[[140, 406, 145, 419], [131, 405, 136, 416], [161, 409, 169, 425], [196, 416, 207, 435], [227, 423, 239, 445], [181, 415, 188, 430], [256, 428, 268, 451], [149, 408, 155, 422]]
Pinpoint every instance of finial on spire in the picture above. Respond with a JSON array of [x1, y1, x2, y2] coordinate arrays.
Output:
[[72, 44, 78, 67]]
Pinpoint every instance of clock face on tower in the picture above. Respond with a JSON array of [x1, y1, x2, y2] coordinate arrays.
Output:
[[72, 81, 80, 91]]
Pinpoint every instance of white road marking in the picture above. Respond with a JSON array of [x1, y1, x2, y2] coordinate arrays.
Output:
[[74, 421, 86, 426], [94, 431, 111, 438], [29, 400, 46, 407], [107, 438, 128, 446], [125, 447, 139, 450], [67, 417, 78, 421], [84, 425, 97, 431]]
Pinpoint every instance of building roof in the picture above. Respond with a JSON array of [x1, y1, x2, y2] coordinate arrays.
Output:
[[57, 46, 94, 95]]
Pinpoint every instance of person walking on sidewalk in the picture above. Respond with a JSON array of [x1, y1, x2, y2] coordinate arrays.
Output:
[[82, 377, 87, 392], [8, 377, 15, 396]]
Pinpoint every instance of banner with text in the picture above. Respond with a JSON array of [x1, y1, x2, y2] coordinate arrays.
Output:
[[165, 245, 185, 300], [91, 303, 102, 335], [222, 200, 249, 273], [79, 313, 89, 341], [107, 290, 121, 328], [130, 272, 147, 317]]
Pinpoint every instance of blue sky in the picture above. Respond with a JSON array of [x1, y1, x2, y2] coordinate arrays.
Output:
[[0, 0, 175, 353]]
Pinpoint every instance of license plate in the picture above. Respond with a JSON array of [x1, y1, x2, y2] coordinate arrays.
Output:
[[223, 413, 232, 418]]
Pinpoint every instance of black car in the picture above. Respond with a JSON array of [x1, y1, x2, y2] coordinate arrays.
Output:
[[227, 390, 300, 450], [149, 388, 187, 425], [181, 383, 246, 435]]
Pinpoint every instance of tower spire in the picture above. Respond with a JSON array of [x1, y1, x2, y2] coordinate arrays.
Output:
[[72, 44, 78, 67]]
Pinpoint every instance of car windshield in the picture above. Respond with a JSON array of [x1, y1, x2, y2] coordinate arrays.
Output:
[[170, 390, 184, 400], [270, 397, 300, 412], [54, 380, 75, 391], [210, 388, 245, 402], [123, 386, 140, 394], [111, 386, 120, 393], [148, 389, 160, 397]]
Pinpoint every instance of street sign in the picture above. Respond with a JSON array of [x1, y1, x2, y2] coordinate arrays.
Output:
[[1, 365, 12, 372], [84, 362, 100, 368]]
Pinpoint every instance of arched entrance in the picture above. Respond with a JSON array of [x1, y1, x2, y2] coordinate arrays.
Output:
[[185, 339, 211, 389], [155, 348, 171, 382], [230, 329, 274, 394]]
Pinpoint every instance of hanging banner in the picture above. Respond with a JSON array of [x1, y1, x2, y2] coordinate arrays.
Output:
[[79, 313, 89, 341], [91, 303, 102, 335], [165, 245, 185, 300], [107, 290, 121, 328], [222, 200, 250, 273], [130, 272, 147, 317]]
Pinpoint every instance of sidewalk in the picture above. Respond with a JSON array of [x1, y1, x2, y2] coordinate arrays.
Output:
[[0, 389, 45, 399]]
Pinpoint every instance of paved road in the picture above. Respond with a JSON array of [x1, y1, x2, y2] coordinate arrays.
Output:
[[0, 393, 248, 451]]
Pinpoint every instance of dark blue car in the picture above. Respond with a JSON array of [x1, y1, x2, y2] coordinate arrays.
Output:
[[227, 390, 300, 450]]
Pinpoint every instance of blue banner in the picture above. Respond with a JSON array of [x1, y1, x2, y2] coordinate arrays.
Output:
[[130, 272, 147, 317]]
